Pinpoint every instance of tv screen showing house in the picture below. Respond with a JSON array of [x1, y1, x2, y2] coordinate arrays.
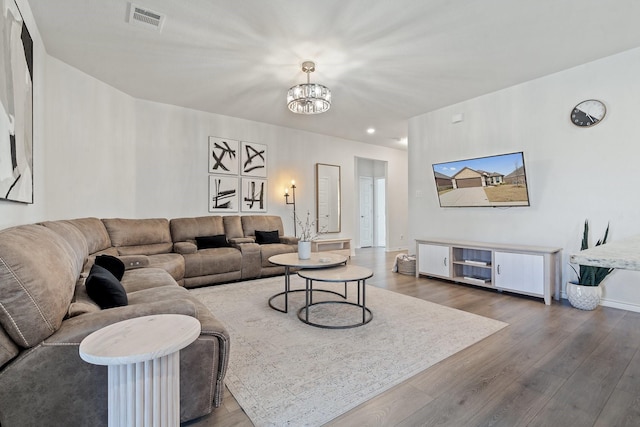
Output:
[[432, 152, 530, 207]]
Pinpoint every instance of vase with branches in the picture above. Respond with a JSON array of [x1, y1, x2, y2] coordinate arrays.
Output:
[[295, 210, 321, 242], [295, 211, 321, 259]]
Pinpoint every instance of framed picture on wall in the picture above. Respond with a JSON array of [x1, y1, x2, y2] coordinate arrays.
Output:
[[209, 175, 239, 212], [241, 177, 267, 212], [240, 141, 267, 177], [0, 0, 33, 204], [208, 136, 239, 175]]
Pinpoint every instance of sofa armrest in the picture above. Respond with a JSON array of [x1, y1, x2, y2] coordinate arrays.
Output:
[[279, 236, 299, 245], [174, 241, 198, 254], [229, 237, 255, 244], [46, 299, 198, 344], [118, 255, 150, 270]]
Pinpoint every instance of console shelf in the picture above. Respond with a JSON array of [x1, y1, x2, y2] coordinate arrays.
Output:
[[416, 238, 562, 305]]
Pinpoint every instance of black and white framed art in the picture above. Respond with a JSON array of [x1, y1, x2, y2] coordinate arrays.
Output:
[[208, 137, 239, 175], [241, 177, 267, 212], [208, 175, 239, 212], [0, 0, 33, 204], [240, 141, 267, 177]]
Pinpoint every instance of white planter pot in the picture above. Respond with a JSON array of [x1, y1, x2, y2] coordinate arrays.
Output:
[[298, 241, 311, 260], [566, 282, 602, 310]]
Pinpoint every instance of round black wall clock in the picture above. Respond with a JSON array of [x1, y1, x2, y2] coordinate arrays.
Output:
[[571, 99, 606, 127]]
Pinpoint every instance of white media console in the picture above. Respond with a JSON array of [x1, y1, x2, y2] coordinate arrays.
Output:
[[416, 238, 562, 305]]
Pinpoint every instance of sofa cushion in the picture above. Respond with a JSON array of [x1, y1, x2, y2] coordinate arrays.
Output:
[[85, 265, 128, 309], [182, 247, 242, 278], [222, 215, 244, 239], [67, 217, 112, 254], [67, 280, 101, 318], [255, 230, 280, 244], [170, 216, 225, 242], [120, 267, 179, 293], [95, 255, 125, 280], [102, 218, 173, 255], [241, 215, 285, 238], [147, 253, 185, 282], [0, 224, 78, 347], [40, 220, 89, 277], [196, 235, 231, 249], [260, 243, 296, 267]]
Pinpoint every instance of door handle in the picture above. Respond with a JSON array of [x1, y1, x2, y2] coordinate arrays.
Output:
[[443, 257, 448, 267], [497, 265, 501, 274]]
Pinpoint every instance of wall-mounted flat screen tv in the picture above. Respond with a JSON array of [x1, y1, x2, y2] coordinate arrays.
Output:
[[432, 151, 530, 207]]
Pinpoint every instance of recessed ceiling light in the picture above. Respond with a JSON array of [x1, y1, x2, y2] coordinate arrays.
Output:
[[366, 128, 375, 134]]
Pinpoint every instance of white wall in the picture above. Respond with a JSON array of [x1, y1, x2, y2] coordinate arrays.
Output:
[[133, 99, 408, 249], [0, 2, 408, 252], [408, 47, 640, 311]]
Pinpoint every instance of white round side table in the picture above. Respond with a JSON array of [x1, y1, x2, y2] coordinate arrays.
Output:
[[79, 314, 201, 427]]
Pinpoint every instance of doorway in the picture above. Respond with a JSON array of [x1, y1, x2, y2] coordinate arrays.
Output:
[[356, 158, 387, 248]]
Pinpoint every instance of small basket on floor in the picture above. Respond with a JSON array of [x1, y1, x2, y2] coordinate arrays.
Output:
[[396, 254, 416, 276]]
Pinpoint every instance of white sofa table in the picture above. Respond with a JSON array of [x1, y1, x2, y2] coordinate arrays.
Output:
[[79, 314, 201, 427]]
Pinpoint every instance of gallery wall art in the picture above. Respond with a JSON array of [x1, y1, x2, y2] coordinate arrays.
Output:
[[241, 177, 267, 212], [209, 136, 239, 175], [208, 137, 268, 213], [209, 175, 239, 213], [241, 141, 267, 177], [0, 0, 33, 204]]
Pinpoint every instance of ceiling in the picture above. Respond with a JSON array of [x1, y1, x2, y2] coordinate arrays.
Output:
[[28, 0, 640, 150]]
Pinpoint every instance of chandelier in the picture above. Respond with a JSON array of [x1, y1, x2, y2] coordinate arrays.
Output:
[[287, 61, 331, 114]]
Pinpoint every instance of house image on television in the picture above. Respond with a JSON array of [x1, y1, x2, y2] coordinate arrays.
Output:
[[450, 167, 504, 189], [434, 171, 453, 191], [504, 165, 527, 186]]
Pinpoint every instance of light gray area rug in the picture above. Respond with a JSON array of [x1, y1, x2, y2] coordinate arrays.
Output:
[[191, 276, 507, 426]]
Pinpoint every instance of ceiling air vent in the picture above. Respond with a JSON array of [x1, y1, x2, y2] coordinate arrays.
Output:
[[128, 3, 165, 31]]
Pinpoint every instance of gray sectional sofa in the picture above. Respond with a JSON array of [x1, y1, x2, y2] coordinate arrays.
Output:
[[0, 214, 297, 426]]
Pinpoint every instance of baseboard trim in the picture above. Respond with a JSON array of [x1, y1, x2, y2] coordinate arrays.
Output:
[[560, 292, 640, 313]]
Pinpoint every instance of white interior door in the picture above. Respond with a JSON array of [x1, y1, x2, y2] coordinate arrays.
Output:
[[359, 176, 373, 247], [374, 177, 386, 247]]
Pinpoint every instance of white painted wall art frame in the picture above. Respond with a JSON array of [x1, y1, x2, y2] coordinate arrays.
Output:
[[209, 175, 239, 212], [241, 177, 267, 212], [208, 137, 239, 175], [241, 141, 267, 177]]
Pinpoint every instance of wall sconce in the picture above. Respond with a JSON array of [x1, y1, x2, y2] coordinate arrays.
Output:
[[284, 180, 297, 237]]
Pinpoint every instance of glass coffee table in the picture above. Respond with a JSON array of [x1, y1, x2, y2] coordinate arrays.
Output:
[[267, 252, 348, 313]]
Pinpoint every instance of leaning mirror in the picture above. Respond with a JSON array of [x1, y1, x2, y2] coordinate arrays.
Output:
[[316, 163, 341, 233]]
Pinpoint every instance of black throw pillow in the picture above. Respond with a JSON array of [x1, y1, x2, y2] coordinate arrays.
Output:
[[94, 254, 125, 281], [255, 230, 281, 244], [195, 234, 231, 249], [85, 264, 128, 309]]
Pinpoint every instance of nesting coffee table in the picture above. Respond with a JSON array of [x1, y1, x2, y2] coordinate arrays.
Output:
[[267, 252, 348, 313], [298, 265, 373, 329]]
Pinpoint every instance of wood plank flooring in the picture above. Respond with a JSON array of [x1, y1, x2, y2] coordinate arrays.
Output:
[[184, 248, 640, 427]]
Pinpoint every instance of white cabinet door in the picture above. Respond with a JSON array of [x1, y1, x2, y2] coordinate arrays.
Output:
[[494, 252, 544, 295], [418, 244, 451, 278]]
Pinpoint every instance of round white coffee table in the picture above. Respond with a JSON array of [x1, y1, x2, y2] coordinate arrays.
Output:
[[79, 314, 201, 427], [268, 252, 348, 313], [297, 265, 373, 329]]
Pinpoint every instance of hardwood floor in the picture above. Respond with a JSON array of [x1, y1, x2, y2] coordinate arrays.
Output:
[[185, 248, 640, 427]]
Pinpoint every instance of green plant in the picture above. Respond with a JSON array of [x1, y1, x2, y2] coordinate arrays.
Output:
[[569, 220, 614, 286]]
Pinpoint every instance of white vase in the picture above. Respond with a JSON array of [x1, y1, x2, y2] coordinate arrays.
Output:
[[566, 282, 602, 310], [298, 241, 311, 260]]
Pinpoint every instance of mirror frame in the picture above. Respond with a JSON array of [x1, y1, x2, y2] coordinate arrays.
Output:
[[315, 163, 341, 233]]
